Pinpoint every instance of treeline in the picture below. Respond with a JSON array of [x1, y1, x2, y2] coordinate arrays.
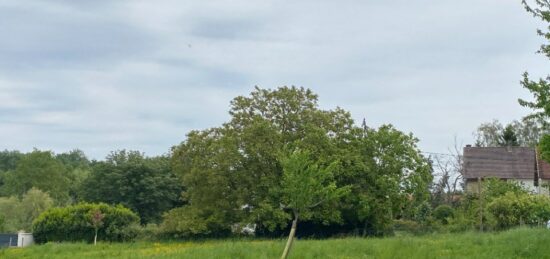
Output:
[[0, 149, 181, 233], [4, 85, 550, 243], [0, 86, 436, 240], [3, 85, 550, 242]]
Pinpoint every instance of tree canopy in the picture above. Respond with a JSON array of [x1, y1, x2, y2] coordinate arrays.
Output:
[[80, 150, 182, 224], [164, 86, 433, 237]]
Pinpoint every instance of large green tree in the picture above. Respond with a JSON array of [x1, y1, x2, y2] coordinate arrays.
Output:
[[80, 150, 182, 224], [346, 124, 433, 235], [167, 86, 357, 237], [166, 86, 433, 237]]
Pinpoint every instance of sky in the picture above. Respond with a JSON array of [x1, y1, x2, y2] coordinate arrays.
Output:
[[1, 0, 550, 159]]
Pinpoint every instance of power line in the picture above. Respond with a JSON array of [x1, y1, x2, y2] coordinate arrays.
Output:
[[420, 151, 455, 157]]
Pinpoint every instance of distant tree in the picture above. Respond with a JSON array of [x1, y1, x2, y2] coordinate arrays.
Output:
[[54, 149, 92, 202], [473, 119, 542, 147], [499, 124, 519, 147], [431, 140, 464, 207], [0, 150, 23, 172], [81, 150, 182, 224], [18, 188, 54, 231], [0, 150, 24, 191], [0, 196, 19, 232], [55, 149, 90, 170], [0, 188, 54, 232], [278, 150, 349, 259], [474, 120, 504, 147], [0, 150, 70, 203]]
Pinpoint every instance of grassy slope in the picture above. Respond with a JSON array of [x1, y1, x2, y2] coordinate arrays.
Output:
[[2, 228, 550, 259]]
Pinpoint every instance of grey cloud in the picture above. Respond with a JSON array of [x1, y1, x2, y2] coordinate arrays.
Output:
[[0, 3, 156, 70], [1, 0, 550, 159]]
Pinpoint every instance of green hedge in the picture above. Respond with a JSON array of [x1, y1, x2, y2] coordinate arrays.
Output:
[[32, 203, 140, 243]]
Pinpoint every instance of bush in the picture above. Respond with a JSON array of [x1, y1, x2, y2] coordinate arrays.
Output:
[[32, 203, 140, 243], [160, 206, 232, 238], [433, 205, 455, 225], [488, 192, 550, 230], [135, 223, 162, 241]]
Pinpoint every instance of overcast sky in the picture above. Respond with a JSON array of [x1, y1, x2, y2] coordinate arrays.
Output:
[[1, 0, 550, 159]]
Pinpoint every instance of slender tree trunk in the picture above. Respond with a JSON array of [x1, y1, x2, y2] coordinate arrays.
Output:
[[94, 228, 98, 246], [281, 214, 299, 259]]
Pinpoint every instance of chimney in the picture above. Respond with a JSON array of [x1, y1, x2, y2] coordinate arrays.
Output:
[[466, 144, 472, 148]]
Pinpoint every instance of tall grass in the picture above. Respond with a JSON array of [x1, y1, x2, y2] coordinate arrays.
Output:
[[2, 228, 550, 258]]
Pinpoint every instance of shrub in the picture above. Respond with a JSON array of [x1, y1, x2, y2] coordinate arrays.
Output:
[[32, 203, 140, 243], [414, 202, 432, 223], [433, 205, 455, 225], [488, 192, 550, 230], [160, 206, 232, 238]]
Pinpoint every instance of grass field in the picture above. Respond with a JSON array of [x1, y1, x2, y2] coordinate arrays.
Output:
[[2, 228, 550, 258]]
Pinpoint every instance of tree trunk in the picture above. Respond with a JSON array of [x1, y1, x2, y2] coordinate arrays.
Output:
[[94, 228, 98, 246], [281, 214, 299, 259]]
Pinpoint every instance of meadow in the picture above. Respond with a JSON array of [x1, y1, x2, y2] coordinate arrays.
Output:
[[2, 228, 550, 258]]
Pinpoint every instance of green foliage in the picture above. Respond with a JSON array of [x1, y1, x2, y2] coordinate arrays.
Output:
[[0, 150, 23, 172], [0, 214, 4, 232], [160, 206, 232, 238], [433, 205, 455, 225], [413, 201, 432, 223], [33, 203, 140, 243], [168, 86, 433, 237], [351, 124, 433, 235], [81, 150, 182, 224], [0, 150, 70, 203], [499, 124, 519, 147], [0, 187, 54, 232], [279, 150, 350, 222], [0, 196, 18, 232], [519, 1, 550, 128], [540, 134, 550, 163], [18, 188, 55, 231], [482, 178, 528, 202], [474, 119, 541, 147], [488, 192, 550, 230], [55, 149, 90, 170]]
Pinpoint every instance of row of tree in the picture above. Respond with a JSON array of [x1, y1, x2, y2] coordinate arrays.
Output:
[[0, 86, 434, 238], [0, 149, 182, 232]]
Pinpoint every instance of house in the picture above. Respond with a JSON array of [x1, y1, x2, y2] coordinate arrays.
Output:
[[463, 145, 550, 195]]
